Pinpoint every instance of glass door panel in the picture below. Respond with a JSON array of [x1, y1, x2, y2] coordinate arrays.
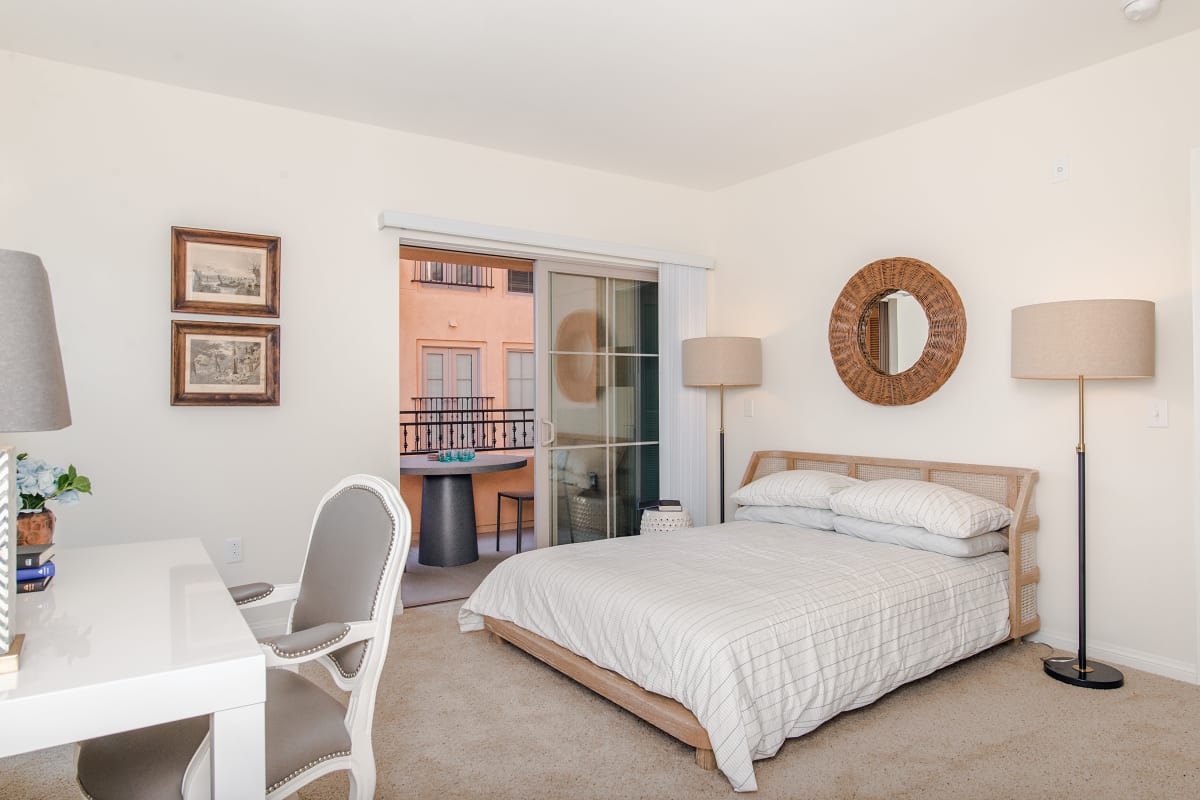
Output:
[[550, 273, 606, 353], [539, 267, 658, 545], [610, 278, 656, 355], [550, 446, 609, 544], [454, 352, 475, 397], [614, 443, 659, 538], [549, 353, 606, 446], [609, 355, 658, 444]]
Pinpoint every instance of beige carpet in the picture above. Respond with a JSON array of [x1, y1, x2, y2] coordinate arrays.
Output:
[[3, 602, 1198, 800], [401, 529, 531, 607]]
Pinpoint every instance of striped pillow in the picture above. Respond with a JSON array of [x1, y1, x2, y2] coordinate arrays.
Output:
[[734, 504, 838, 531], [833, 515, 1009, 557], [730, 469, 862, 510], [828, 478, 1012, 538]]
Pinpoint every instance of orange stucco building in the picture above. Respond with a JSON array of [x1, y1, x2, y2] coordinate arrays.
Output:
[[398, 257, 535, 539]]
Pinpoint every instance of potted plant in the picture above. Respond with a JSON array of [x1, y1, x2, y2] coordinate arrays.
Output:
[[15, 454, 93, 546]]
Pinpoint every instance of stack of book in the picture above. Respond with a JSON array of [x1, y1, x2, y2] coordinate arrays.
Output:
[[15, 543, 55, 593]]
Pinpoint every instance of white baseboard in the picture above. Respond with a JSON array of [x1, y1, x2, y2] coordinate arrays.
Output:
[[1028, 630, 1198, 684]]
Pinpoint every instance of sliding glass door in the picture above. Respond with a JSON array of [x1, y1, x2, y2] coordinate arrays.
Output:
[[535, 264, 658, 547]]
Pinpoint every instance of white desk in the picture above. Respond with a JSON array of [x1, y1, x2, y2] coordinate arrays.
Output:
[[0, 538, 265, 796]]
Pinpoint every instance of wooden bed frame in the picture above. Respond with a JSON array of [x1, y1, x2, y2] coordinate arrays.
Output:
[[484, 450, 1040, 771]]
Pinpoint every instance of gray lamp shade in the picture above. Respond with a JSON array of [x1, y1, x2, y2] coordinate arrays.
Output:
[[0, 249, 72, 431], [682, 336, 762, 387], [1011, 299, 1154, 381]]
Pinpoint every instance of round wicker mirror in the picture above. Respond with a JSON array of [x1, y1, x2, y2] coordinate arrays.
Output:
[[828, 257, 966, 406]]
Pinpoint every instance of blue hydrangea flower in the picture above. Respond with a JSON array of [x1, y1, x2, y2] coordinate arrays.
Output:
[[14, 454, 92, 510]]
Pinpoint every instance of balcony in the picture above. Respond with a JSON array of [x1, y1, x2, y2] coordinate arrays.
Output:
[[400, 396, 534, 454], [411, 260, 494, 289]]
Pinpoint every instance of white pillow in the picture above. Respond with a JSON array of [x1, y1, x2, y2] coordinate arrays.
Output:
[[834, 515, 1009, 558], [734, 504, 838, 531], [828, 479, 1012, 538], [730, 470, 862, 510]]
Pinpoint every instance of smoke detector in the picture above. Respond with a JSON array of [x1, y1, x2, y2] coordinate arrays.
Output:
[[1121, 0, 1161, 21]]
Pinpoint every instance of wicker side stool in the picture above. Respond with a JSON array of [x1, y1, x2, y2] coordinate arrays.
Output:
[[640, 508, 693, 534]]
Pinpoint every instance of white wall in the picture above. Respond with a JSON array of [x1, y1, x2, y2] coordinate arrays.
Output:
[[0, 51, 712, 591], [5, 34, 1197, 682], [713, 31, 1200, 680]]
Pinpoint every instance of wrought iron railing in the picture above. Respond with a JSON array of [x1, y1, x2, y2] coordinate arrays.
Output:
[[411, 395, 494, 412], [411, 260, 494, 289], [400, 399, 535, 454]]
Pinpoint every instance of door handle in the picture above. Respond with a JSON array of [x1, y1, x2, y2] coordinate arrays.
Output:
[[539, 418, 556, 447]]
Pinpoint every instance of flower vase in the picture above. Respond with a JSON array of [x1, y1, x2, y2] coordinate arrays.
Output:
[[17, 508, 56, 546]]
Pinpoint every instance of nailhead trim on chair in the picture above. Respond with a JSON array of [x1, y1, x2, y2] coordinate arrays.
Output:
[[267, 624, 352, 659], [267, 749, 352, 794], [330, 641, 369, 680], [322, 482, 398, 680], [236, 585, 275, 605]]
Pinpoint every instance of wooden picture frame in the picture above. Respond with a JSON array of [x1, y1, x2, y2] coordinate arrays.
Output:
[[171, 321, 280, 406], [171, 226, 280, 317]]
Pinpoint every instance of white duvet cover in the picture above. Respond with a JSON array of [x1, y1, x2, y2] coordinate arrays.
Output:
[[459, 520, 1010, 792]]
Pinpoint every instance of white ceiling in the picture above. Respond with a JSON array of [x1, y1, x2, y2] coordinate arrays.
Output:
[[2, 1, 1199, 190]]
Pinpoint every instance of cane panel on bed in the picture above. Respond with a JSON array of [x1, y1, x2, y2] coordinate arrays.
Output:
[[740, 451, 1040, 639]]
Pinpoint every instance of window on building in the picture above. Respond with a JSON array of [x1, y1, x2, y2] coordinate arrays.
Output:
[[507, 269, 534, 295], [506, 349, 535, 410]]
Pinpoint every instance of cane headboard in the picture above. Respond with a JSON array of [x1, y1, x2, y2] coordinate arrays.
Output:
[[740, 450, 1040, 640]]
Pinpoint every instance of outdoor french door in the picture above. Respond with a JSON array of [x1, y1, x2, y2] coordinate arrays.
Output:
[[421, 347, 479, 402], [535, 263, 659, 547]]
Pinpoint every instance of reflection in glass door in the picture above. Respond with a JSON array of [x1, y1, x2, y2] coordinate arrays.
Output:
[[538, 268, 658, 545]]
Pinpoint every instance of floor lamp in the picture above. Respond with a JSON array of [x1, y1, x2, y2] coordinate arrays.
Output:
[[0, 249, 73, 675], [682, 336, 762, 523], [1011, 299, 1154, 690]]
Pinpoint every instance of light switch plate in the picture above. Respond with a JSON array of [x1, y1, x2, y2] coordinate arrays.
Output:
[[1149, 400, 1169, 428]]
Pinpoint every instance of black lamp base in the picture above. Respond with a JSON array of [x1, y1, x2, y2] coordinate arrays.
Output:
[[1044, 657, 1124, 689]]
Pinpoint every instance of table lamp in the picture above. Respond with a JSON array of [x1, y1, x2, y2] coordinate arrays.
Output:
[[0, 249, 73, 674], [1011, 298, 1154, 689], [682, 336, 762, 523]]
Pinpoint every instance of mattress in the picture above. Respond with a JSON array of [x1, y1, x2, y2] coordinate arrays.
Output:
[[459, 520, 1010, 792]]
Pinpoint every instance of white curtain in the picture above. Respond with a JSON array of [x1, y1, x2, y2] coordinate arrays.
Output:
[[657, 262, 709, 525]]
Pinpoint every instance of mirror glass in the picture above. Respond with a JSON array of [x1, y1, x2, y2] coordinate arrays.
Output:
[[857, 290, 929, 375]]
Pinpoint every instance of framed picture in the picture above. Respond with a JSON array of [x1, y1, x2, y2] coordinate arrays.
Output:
[[171, 321, 280, 406], [171, 226, 280, 317]]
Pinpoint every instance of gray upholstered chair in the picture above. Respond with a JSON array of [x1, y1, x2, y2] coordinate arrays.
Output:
[[75, 474, 412, 800]]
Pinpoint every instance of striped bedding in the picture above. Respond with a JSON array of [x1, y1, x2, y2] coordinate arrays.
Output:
[[458, 520, 1010, 792]]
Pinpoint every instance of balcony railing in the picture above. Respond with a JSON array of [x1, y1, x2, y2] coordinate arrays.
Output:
[[411, 260, 494, 289], [401, 397, 534, 454]]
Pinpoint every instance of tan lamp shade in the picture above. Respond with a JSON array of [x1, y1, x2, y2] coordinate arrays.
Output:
[[1011, 299, 1155, 381], [682, 336, 762, 387], [0, 249, 72, 431]]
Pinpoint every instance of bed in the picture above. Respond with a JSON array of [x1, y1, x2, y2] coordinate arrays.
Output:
[[458, 451, 1040, 792]]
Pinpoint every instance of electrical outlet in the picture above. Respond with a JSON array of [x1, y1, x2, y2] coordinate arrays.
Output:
[[224, 537, 243, 563], [1052, 157, 1070, 183]]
